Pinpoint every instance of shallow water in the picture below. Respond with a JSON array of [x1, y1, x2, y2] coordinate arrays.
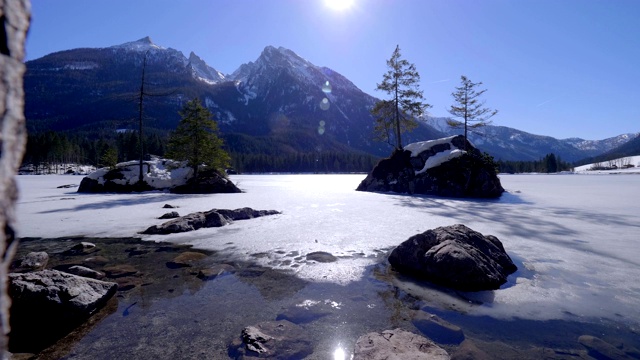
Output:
[[11, 236, 640, 359]]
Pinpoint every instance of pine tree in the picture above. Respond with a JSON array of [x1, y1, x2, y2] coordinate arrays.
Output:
[[166, 98, 230, 179], [447, 75, 498, 149], [372, 45, 430, 150]]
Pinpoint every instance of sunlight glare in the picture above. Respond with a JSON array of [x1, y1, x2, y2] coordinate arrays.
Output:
[[333, 346, 346, 360], [324, 0, 355, 11]]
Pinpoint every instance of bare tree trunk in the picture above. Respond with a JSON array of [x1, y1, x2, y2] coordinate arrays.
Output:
[[0, 0, 30, 357]]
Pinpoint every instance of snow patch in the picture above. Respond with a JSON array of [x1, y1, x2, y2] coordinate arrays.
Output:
[[86, 157, 192, 189], [404, 136, 467, 174]]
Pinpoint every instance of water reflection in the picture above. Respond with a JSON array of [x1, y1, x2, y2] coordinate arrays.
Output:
[[333, 346, 347, 360]]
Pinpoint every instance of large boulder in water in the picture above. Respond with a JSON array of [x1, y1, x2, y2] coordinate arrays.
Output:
[[357, 135, 504, 198], [388, 224, 517, 291]]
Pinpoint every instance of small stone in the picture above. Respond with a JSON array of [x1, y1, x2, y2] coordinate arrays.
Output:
[[163, 204, 178, 208]]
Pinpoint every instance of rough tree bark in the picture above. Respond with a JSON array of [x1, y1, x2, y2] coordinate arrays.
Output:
[[0, 0, 30, 357]]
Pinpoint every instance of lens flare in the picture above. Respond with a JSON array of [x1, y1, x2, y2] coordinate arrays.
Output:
[[322, 81, 332, 93], [319, 98, 330, 111]]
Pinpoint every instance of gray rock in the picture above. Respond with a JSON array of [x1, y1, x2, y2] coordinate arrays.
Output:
[[158, 211, 180, 219], [230, 320, 313, 359], [64, 265, 105, 280], [353, 328, 450, 360], [16, 251, 49, 272], [412, 311, 464, 345], [8, 270, 118, 353], [388, 224, 517, 291], [9, 269, 117, 321], [141, 208, 280, 235], [357, 135, 504, 198], [163, 204, 178, 208]]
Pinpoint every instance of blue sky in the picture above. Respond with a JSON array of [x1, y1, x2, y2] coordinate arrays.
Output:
[[26, 0, 640, 140]]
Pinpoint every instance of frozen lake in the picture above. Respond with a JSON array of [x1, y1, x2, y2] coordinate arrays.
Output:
[[14, 173, 640, 356]]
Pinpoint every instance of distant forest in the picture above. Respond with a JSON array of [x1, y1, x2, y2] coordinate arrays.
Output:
[[22, 131, 380, 174], [23, 130, 574, 174]]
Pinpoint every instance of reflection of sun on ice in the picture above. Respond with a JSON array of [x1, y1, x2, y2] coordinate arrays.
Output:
[[324, 0, 355, 11]]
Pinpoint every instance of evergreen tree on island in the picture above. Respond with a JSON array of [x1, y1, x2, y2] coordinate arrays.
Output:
[[167, 99, 230, 179], [447, 76, 498, 149], [371, 45, 430, 150]]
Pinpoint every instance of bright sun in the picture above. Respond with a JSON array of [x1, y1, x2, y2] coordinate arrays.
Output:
[[324, 0, 355, 11]]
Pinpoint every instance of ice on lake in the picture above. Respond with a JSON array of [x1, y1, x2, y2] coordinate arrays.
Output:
[[15, 173, 640, 329]]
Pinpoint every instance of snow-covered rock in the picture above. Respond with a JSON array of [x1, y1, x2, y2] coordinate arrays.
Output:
[[77, 157, 203, 193], [357, 135, 504, 198]]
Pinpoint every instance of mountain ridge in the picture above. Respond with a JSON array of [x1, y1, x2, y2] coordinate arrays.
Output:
[[24, 37, 638, 162]]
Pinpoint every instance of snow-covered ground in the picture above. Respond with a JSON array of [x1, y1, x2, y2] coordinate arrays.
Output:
[[14, 174, 640, 328], [574, 155, 640, 174]]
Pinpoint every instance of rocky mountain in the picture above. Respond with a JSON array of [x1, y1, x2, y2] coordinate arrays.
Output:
[[429, 117, 638, 162], [24, 37, 636, 162]]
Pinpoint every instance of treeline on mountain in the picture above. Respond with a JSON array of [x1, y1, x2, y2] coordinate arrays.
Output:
[[496, 153, 572, 173], [22, 130, 379, 174]]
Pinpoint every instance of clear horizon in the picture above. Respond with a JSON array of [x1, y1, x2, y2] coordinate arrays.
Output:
[[26, 0, 640, 141]]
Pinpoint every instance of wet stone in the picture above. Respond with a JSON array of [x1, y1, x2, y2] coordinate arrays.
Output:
[[229, 320, 313, 359], [103, 264, 139, 278], [166, 251, 208, 269], [197, 264, 235, 280]]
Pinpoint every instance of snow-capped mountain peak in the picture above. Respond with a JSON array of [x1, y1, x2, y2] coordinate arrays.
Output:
[[187, 51, 226, 84], [111, 36, 165, 52]]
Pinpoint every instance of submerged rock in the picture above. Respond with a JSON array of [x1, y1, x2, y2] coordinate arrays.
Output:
[[388, 224, 517, 291], [142, 207, 280, 235], [229, 320, 313, 359], [305, 251, 338, 263], [412, 311, 465, 345], [357, 135, 504, 198], [353, 328, 450, 360]]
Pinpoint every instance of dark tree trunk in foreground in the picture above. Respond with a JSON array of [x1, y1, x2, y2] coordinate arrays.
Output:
[[0, 0, 30, 357]]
